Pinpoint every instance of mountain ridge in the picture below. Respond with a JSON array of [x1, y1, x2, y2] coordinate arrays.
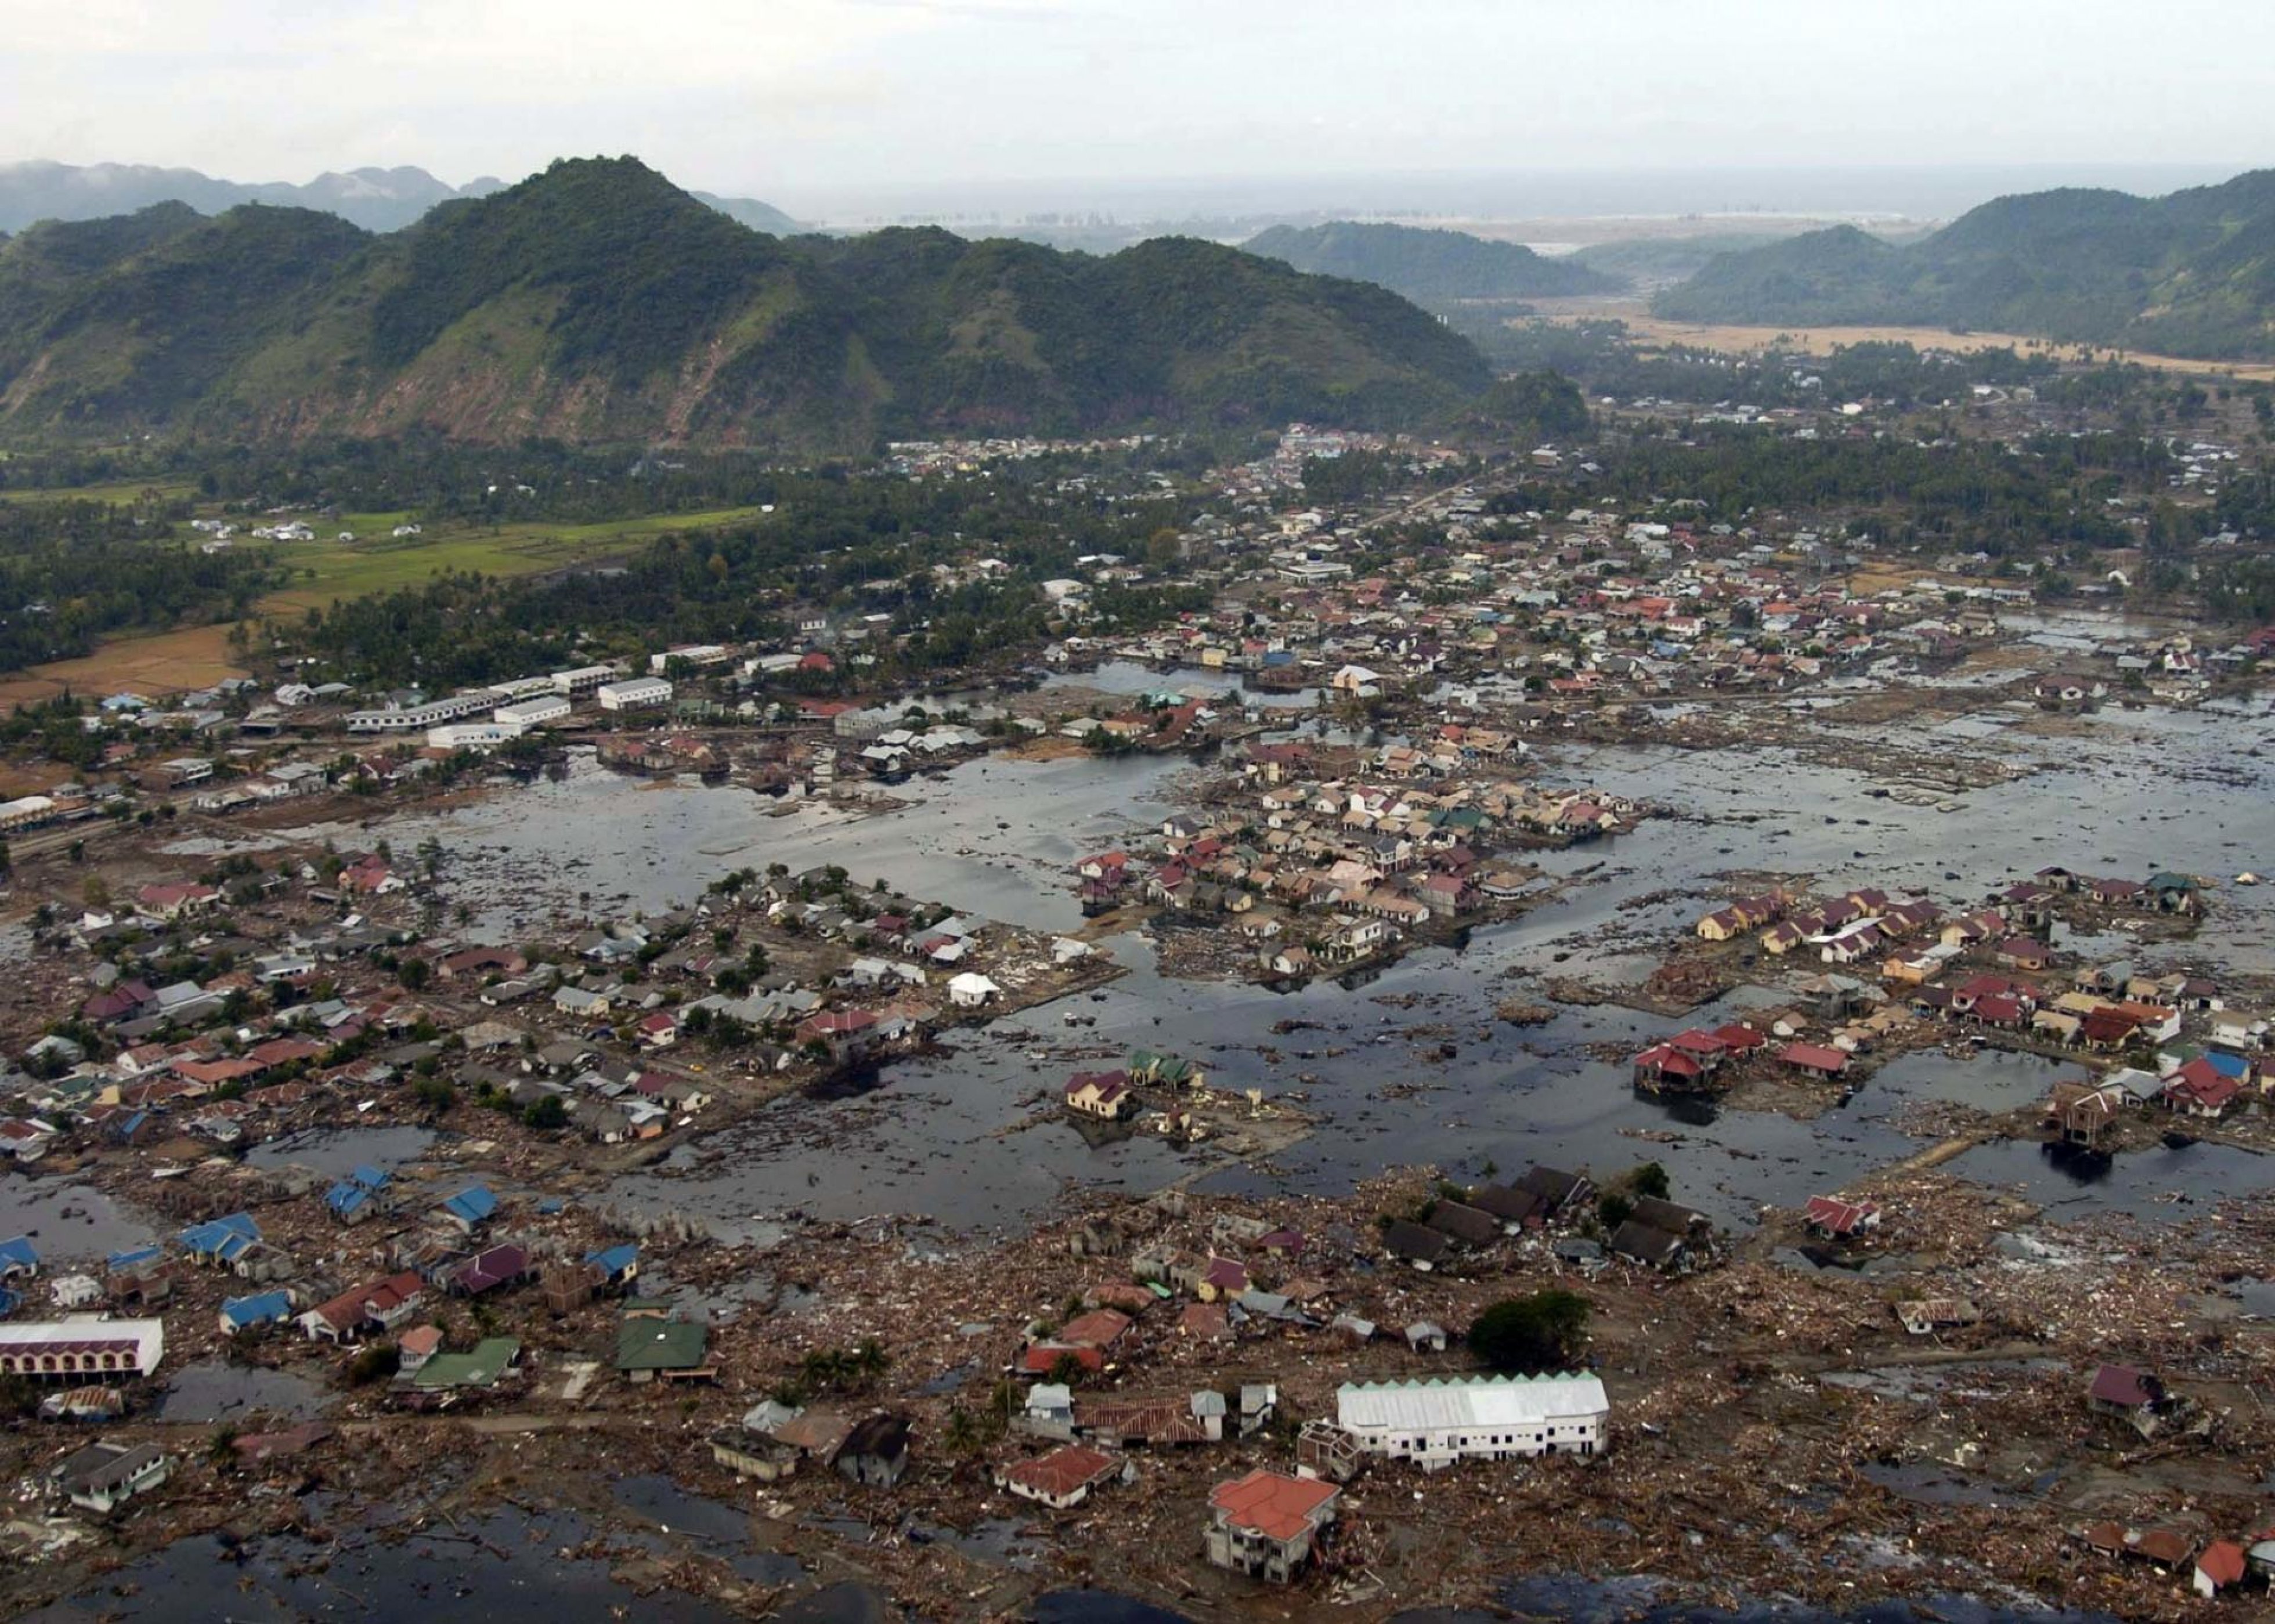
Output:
[[0, 157, 802, 236], [0, 157, 1491, 449], [1245, 220, 1619, 303], [1655, 169, 2275, 357]]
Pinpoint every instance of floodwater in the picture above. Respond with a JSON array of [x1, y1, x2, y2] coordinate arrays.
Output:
[[609, 1475, 807, 1585], [19, 1506, 742, 1623], [378, 750, 1192, 938], [1944, 1135, 2266, 1219], [1492, 1573, 2122, 1623], [154, 1359, 334, 1423], [363, 682, 2275, 1239], [1039, 658, 1321, 709], [0, 1175, 155, 1263], [245, 1124, 438, 1179]]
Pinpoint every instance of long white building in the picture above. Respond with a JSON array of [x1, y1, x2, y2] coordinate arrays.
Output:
[[1335, 1372, 1607, 1467], [598, 677, 673, 712], [345, 692, 499, 733], [494, 696, 571, 735], [0, 1316, 167, 1381], [551, 665, 618, 697]]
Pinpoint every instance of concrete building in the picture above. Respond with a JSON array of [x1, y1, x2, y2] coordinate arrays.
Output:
[[0, 1317, 168, 1382], [1335, 1372, 1608, 1467], [493, 696, 572, 735], [1204, 1469, 1339, 1582], [551, 665, 618, 697], [0, 795, 58, 833], [346, 692, 498, 733], [597, 677, 674, 712], [427, 724, 512, 750]]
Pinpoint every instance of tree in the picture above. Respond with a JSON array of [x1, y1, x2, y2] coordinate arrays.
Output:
[[397, 957, 432, 992], [1626, 1161, 1670, 1201], [524, 1093, 569, 1131], [1468, 1290, 1591, 1373]]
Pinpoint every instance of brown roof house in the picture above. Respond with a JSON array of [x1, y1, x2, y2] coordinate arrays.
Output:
[[1204, 1468, 1340, 1583]]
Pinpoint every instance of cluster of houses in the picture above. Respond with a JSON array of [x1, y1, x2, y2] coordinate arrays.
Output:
[[1072, 744, 1637, 982], [1677, 867, 2253, 1098], [2072, 1362, 2275, 1599]]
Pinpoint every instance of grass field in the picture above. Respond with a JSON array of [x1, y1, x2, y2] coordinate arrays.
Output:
[[1533, 300, 2275, 382], [258, 505, 777, 613], [0, 623, 247, 710], [0, 502, 778, 706], [0, 478, 200, 505]]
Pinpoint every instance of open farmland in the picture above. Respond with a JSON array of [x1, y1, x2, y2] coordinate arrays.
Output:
[[258, 504, 781, 613], [0, 621, 247, 709], [1531, 300, 2275, 381]]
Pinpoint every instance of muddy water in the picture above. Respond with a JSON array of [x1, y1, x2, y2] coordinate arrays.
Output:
[[0, 1175, 156, 1263], [245, 1124, 438, 1178], [154, 1359, 334, 1423], [365, 704, 2275, 1237], [18, 1506, 741, 1623], [378, 750, 1191, 938], [1039, 658, 1321, 709]]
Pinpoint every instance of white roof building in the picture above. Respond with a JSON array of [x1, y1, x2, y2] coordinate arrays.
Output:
[[493, 696, 572, 735], [0, 1316, 168, 1381], [946, 971, 1002, 1007], [597, 677, 674, 711], [1336, 1373, 1607, 1467]]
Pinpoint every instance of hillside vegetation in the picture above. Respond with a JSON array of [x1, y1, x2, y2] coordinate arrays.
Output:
[[0, 159, 1490, 449], [1656, 170, 2275, 358], [1245, 220, 1617, 303]]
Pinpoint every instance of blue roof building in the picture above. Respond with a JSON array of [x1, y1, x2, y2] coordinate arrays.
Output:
[[219, 1290, 295, 1334], [326, 1164, 391, 1223], [0, 1235, 38, 1278], [585, 1243, 640, 1285], [180, 1213, 261, 1266], [438, 1185, 499, 1232]]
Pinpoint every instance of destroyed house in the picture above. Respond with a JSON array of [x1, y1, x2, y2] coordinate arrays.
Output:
[[836, 1413, 912, 1486], [1425, 1200, 1501, 1248], [1467, 1184, 1544, 1227], [1609, 1220, 1687, 1271], [1516, 1166, 1594, 1217], [1381, 1218, 1451, 1268], [449, 1245, 532, 1298], [1803, 1195, 1880, 1239]]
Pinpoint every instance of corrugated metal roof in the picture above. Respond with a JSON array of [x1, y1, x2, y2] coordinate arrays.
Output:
[[1337, 1372, 1607, 1433]]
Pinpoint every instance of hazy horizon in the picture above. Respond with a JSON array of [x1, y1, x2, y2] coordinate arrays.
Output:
[[1, 157, 2260, 237], [6, 1, 2271, 221]]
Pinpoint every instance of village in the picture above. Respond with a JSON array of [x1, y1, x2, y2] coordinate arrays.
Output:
[[1064, 738, 1641, 988], [0, 399, 2272, 1619]]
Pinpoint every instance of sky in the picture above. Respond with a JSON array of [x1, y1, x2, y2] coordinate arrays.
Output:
[[3, 0, 2272, 219]]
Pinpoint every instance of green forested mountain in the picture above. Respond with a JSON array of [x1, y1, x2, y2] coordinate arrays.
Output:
[[1244, 220, 1617, 302], [1656, 171, 2275, 357], [0, 158, 1490, 448]]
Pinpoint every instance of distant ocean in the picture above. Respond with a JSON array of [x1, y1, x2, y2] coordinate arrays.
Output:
[[780, 162, 2251, 232]]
